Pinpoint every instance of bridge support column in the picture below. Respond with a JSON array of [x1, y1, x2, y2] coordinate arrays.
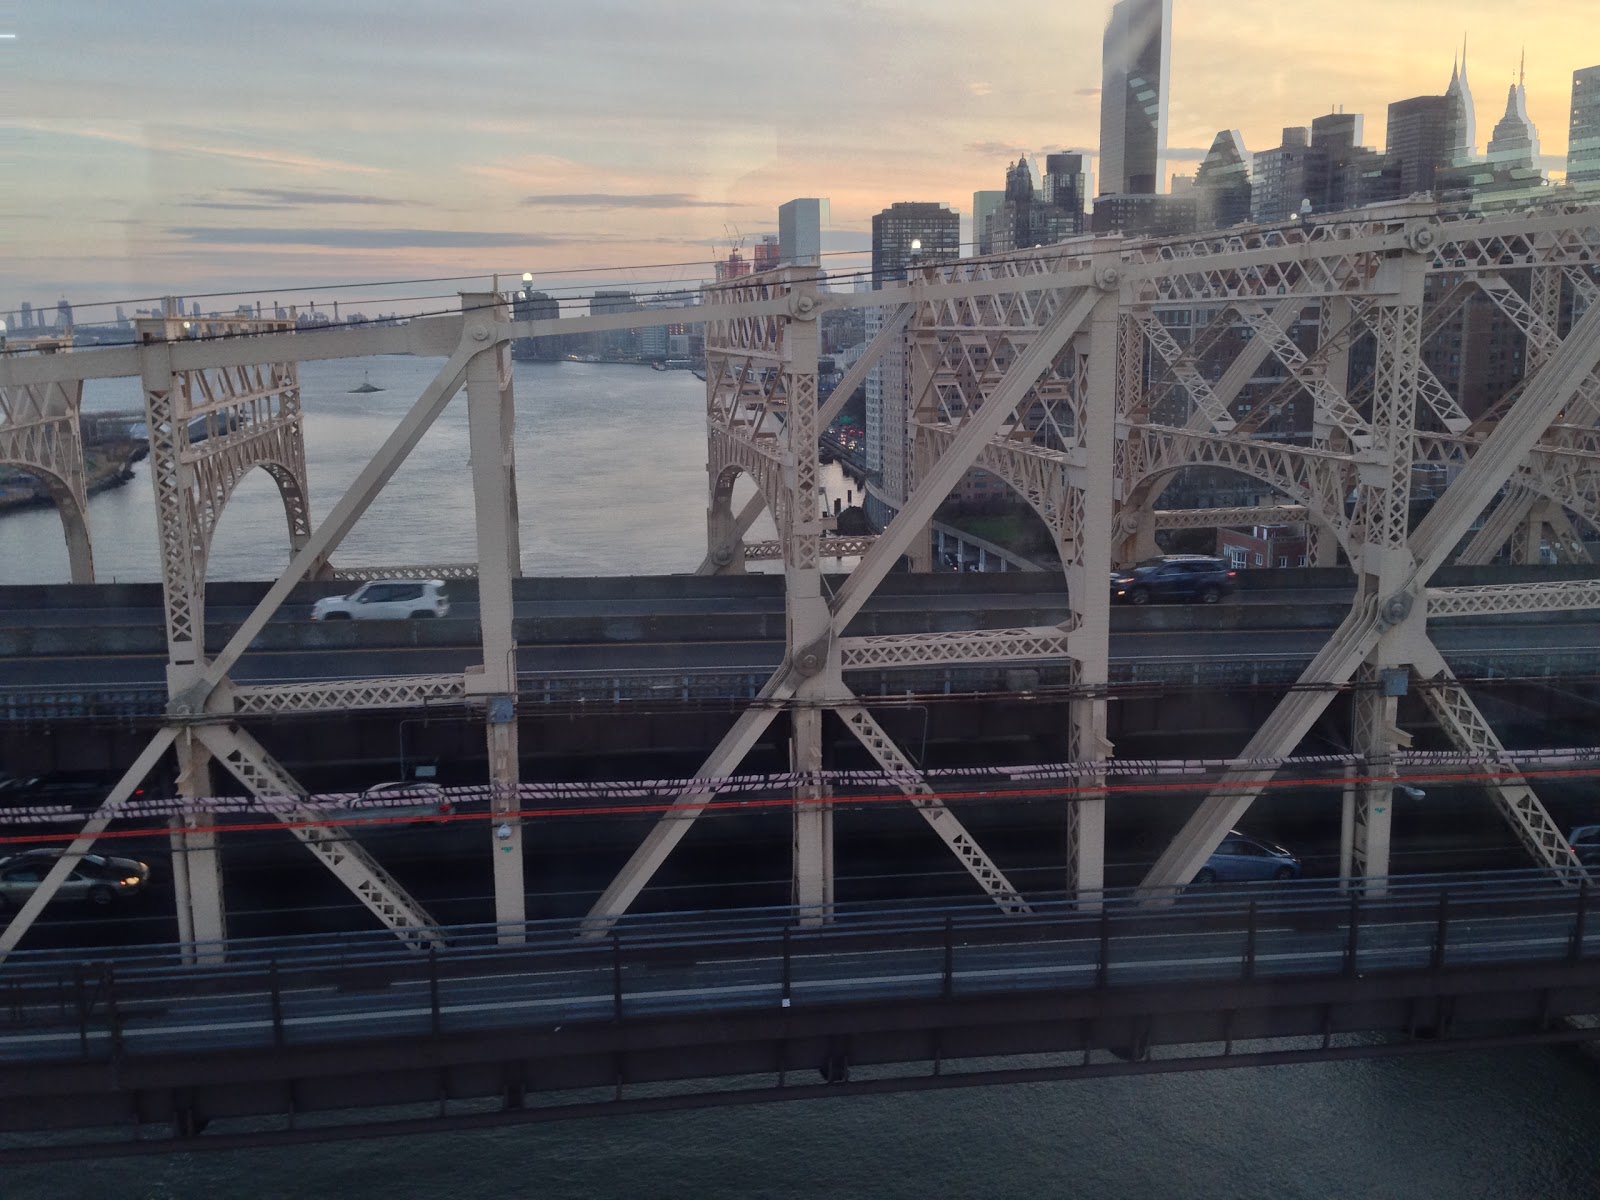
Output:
[[169, 728, 226, 960], [1065, 281, 1122, 902], [465, 293, 525, 939], [790, 702, 832, 923], [1350, 664, 1399, 892]]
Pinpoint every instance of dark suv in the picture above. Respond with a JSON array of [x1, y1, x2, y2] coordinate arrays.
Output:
[[1110, 555, 1237, 605]]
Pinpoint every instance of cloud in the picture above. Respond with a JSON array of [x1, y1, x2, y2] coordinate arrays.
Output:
[[968, 82, 994, 98], [520, 192, 742, 209], [7, 120, 385, 175], [966, 141, 1026, 157], [1075, 87, 1101, 97], [185, 188, 399, 212], [1166, 147, 1210, 162], [165, 227, 573, 249]]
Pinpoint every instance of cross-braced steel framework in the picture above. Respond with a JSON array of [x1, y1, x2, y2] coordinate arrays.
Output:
[[3, 200, 1600, 959]]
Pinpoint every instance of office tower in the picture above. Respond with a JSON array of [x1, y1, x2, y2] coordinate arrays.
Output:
[[1041, 153, 1089, 227], [972, 190, 1004, 255], [1567, 65, 1600, 185], [986, 154, 1083, 253], [1098, 0, 1173, 196], [19, 302, 31, 329], [55, 299, 74, 330], [1486, 61, 1540, 171], [511, 288, 561, 361], [778, 198, 828, 267], [866, 202, 959, 522], [1446, 40, 1478, 165], [1252, 127, 1315, 223], [870, 202, 960, 285], [591, 290, 640, 358], [1194, 131, 1252, 229], [1387, 95, 1457, 195]]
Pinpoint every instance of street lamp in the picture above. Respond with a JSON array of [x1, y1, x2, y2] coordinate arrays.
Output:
[[521, 271, 534, 298]]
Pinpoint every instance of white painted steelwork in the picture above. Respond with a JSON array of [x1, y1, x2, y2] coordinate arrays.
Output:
[[2, 203, 1599, 956]]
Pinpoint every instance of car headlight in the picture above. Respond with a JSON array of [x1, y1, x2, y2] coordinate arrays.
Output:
[[121, 876, 142, 887]]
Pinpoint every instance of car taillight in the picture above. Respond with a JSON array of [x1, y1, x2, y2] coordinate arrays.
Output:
[[437, 802, 454, 816], [1227, 571, 1236, 577]]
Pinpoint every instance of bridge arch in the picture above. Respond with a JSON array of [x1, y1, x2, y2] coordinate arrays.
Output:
[[0, 457, 94, 583], [1118, 456, 1352, 566], [706, 431, 789, 571], [196, 455, 315, 578]]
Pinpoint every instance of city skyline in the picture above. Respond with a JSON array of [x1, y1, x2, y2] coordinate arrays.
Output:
[[4, 0, 1599, 313]]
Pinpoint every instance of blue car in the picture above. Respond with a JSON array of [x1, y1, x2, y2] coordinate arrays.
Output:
[[1193, 831, 1303, 884]]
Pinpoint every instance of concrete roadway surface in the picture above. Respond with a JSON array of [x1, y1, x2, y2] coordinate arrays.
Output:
[[0, 883, 1586, 1063]]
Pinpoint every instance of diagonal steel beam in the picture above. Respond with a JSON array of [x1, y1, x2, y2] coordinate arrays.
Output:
[[582, 675, 795, 932], [174, 345, 478, 712], [1138, 604, 1383, 894], [1410, 641, 1584, 876], [831, 286, 1101, 629], [196, 725, 444, 949], [0, 728, 179, 960], [695, 306, 910, 576], [836, 703, 1029, 913], [1412, 301, 1600, 577]]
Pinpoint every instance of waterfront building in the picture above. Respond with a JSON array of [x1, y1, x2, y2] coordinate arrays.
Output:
[[1097, 0, 1172, 197], [18, 302, 31, 330], [753, 235, 780, 273], [55, 299, 73, 331], [778, 198, 828, 267], [1569, 65, 1600, 185], [511, 287, 561, 362], [1041, 152, 1089, 228], [1193, 131, 1252, 229]]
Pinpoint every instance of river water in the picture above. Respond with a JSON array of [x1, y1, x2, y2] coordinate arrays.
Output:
[[2, 361, 1599, 1196]]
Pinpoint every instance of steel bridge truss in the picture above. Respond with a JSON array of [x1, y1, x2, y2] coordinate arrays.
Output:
[[4, 203, 1600, 959]]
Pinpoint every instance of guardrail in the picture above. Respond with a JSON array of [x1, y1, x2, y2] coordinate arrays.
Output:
[[1, 872, 1593, 1065]]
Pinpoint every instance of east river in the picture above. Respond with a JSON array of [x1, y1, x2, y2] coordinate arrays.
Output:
[[2, 360, 1599, 1197]]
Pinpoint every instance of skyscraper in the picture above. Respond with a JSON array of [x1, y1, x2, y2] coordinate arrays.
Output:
[[870, 202, 960, 286], [1569, 65, 1600, 185], [1194, 131, 1252, 229], [778, 198, 828, 266], [972, 190, 1004, 255], [1445, 40, 1478, 166], [1486, 62, 1540, 171], [1098, 0, 1172, 197], [1041, 153, 1089, 226], [866, 202, 960, 524], [1387, 95, 1456, 195]]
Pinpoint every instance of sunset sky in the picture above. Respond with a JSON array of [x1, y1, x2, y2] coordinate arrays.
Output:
[[5, 0, 1598, 319]]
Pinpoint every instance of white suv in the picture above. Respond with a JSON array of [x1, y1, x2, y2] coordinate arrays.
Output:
[[311, 579, 450, 621]]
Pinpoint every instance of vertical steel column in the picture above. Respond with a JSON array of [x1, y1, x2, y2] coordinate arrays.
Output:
[[790, 705, 832, 922], [1350, 665, 1397, 891], [782, 273, 834, 920], [463, 293, 525, 939], [170, 730, 226, 959], [138, 319, 204, 666], [139, 318, 229, 952], [1065, 271, 1123, 900]]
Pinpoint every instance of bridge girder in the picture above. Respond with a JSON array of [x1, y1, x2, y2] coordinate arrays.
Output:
[[7, 204, 1600, 955]]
